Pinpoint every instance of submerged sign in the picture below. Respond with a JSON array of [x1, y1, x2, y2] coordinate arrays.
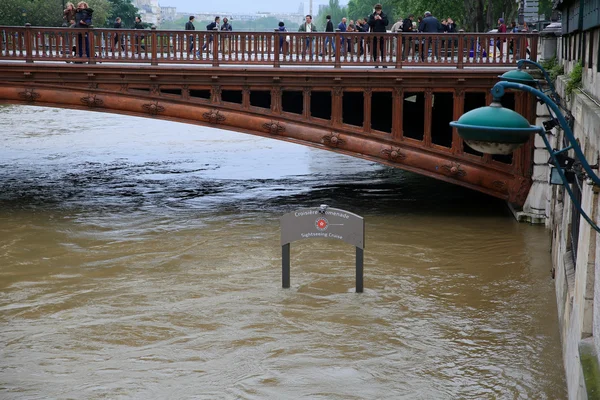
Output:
[[280, 205, 365, 292], [280, 205, 364, 249]]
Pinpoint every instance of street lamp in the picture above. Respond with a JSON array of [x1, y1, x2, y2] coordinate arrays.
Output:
[[499, 59, 559, 104], [498, 58, 572, 132], [450, 73, 600, 232]]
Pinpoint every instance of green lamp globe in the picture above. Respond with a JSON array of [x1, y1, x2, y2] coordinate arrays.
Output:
[[498, 69, 537, 85], [449, 102, 541, 155]]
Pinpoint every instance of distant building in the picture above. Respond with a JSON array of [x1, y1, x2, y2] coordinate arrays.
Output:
[[161, 6, 177, 21], [131, 0, 161, 26]]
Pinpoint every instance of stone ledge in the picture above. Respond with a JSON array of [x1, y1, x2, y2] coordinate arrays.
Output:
[[578, 337, 600, 399], [508, 202, 547, 224]]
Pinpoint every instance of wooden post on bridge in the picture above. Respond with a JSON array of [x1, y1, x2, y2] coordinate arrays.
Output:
[[395, 32, 402, 68], [274, 29, 280, 68], [457, 31, 464, 69], [88, 27, 96, 65], [150, 26, 158, 66], [334, 29, 341, 68], [24, 24, 33, 63], [212, 29, 219, 67]]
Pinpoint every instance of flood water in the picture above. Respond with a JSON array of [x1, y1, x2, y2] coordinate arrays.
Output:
[[0, 105, 566, 399]]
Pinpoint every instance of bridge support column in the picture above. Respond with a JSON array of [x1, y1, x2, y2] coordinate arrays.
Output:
[[511, 101, 556, 224]]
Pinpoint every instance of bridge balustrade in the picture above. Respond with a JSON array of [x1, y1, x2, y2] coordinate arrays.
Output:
[[0, 25, 538, 68]]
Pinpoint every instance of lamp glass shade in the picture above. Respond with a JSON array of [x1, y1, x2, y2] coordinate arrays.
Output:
[[450, 104, 540, 155], [498, 69, 537, 85]]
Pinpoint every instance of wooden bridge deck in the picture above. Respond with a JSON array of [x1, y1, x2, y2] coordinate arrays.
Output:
[[1, 26, 538, 69]]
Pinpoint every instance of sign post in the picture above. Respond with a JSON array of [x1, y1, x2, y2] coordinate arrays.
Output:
[[280, 205, 365, 292]]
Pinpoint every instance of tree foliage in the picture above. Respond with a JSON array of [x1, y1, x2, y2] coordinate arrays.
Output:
[[104, 0, 139, 28], [0, 0, 127, 27], [347, 0, 396, 25], [160, 16, 300, 32], [344, 0, 524, 31], [314, 0, 348, 29]]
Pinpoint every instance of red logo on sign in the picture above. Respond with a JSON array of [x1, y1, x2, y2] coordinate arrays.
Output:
[[315, 218, 328, 231]]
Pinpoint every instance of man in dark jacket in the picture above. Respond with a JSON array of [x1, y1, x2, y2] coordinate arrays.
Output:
[[185, 16, 195, 55], [133, 16, 144, 54], [221, 17, 232, 54], [322, 15, 335, 56], [446, 17, 457, 33], [368, 3, 389, 66], [113, 17, 123, 51], [401, 14, 414, 59], [418, 11, 440, 60], [418, 11, 440, 33]]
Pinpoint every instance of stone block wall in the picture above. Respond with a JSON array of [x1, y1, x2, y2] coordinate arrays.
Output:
[[549, 69, 600, 399]]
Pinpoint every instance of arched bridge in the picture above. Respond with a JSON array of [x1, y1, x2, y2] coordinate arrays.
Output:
[[0, 26, 539, 206]]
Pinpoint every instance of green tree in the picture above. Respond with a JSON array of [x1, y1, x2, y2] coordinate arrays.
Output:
[[347, 0, 396, 26], [0, 0, 110, 27], [104, 0, 139, 28], [0, 0, 28, 26], [315, 0, 348, 29]]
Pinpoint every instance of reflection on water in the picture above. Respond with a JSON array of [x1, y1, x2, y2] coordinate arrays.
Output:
[[0, 106, 566, 399]]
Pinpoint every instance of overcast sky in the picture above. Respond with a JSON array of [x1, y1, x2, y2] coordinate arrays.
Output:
[[159, 0, 345, 14]]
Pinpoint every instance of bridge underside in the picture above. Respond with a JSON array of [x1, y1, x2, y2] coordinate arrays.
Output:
[[0, 65, 534, 205]]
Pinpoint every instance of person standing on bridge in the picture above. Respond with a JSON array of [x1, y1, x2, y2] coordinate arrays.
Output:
[[203, 16, 221, 53], [298, 15, 318, 56], [277, 21, 288, 54], [418, 11, 441, 61], [390, 17, 403, 57], [185, 16, 196, 56], [496, 18, 507, 59], [401, 14, 414, 60], [74, 2, 93, 59], [322, 15, 335, 57], [337, 17, 347, 55], [368, 4, 389, 67], [221, 18, 232, 55], [113, 17, 124, 52], [133, 16, 145, 54], [63, 3, 76, 27]]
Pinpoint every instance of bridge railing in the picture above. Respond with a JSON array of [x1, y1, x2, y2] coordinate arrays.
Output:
[[0, 25, 538, 68]]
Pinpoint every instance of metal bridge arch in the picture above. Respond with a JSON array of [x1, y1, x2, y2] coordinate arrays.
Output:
[[0, 65, 534, 205]]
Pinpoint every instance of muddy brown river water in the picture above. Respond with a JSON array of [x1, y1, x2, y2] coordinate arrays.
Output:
[[0, 105, 566, 399]]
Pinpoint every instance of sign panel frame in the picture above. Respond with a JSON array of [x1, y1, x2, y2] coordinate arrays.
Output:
[[280, 205, 365, 292]]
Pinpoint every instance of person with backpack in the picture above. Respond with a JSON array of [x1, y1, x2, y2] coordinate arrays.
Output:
[[203, 16, 221, 53], [277, 21, 288, 54]]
